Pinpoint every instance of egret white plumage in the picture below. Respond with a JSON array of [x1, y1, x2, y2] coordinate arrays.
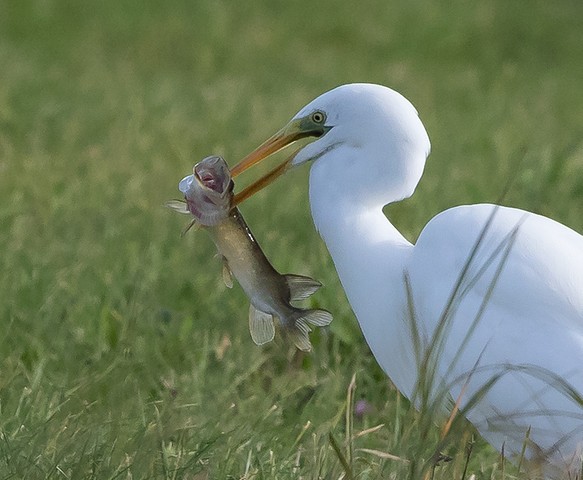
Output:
[[231, 83, 583, 476]]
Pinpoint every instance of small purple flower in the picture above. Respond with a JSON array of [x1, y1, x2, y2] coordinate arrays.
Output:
[[354, 399, 373, 418]]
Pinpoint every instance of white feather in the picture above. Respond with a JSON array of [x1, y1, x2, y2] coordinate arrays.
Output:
[[288, 83, 583, 475]]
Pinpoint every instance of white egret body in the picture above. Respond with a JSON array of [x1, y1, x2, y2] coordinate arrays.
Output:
[[232, 84, 583, 476]]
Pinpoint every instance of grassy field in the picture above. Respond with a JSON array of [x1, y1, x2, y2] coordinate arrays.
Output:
[[1, 0, 583, 478]]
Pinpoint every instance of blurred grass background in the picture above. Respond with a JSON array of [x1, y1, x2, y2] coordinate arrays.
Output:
[[1, 0, 583, 478]]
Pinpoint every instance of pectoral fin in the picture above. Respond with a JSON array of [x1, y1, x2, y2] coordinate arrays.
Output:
[[222, 256, 234, 288], [181, 218, 200, 236], [284, 274, 323, 301], [166, 200, 200, 235], [165, 200, 190, 214], [248, 305, 275, 346]]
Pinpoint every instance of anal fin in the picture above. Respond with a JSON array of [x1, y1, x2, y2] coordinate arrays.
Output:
[[248, 304, 275, 346]]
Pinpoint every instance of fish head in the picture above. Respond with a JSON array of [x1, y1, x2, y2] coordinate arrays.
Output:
[[179, 155, 234, 226], [194, 155, 232, 197]]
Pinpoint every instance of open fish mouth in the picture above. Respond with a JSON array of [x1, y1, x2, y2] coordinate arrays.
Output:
[[197, 170, 219, 190], [194, 155, 231, 195], [179, 156, 234, 226]]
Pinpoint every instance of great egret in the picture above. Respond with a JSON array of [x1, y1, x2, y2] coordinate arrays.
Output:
[[230, 83, 583, 476]]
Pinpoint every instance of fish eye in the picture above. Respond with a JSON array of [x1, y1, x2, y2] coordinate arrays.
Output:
[[311, 111, 326, 124]]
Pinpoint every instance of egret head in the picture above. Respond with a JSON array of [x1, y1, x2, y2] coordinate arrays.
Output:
[[232, 83, 430, 210]]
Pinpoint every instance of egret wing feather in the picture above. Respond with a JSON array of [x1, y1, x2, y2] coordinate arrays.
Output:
[[408, 203, 583, 460]]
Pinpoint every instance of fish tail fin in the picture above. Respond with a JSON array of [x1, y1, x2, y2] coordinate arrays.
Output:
[[284, 274, 323, 301], [287, 309, 333, 352], [248, 304, 275, 346]]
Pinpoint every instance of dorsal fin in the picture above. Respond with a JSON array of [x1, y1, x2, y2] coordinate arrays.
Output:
[[284, 274, 323, 301]]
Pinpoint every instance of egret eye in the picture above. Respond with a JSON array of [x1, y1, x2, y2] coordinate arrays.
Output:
[[311, 111, 326, 124]]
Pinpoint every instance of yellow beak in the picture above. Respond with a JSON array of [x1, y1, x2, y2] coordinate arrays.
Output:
[[230, 120, 307, 206], [230, 119, 305, 177]]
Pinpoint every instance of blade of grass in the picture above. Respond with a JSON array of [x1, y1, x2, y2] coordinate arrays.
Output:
[[345, 373, 356, 469], [328, 432, 354, 480]]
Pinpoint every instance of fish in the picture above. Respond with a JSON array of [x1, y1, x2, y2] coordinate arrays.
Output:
[[167, 155, 332, 351]]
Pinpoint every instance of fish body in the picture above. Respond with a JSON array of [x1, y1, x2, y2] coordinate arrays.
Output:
[[171, 155, 332, 351]]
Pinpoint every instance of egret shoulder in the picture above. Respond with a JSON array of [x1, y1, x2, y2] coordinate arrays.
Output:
[[409, 203, 583, 337]]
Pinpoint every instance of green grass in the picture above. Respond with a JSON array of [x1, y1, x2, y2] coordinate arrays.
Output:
[[1, 0, 583, 478]]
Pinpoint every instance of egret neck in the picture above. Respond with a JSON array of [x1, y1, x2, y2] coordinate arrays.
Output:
[[309, 153, 418, 397]]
